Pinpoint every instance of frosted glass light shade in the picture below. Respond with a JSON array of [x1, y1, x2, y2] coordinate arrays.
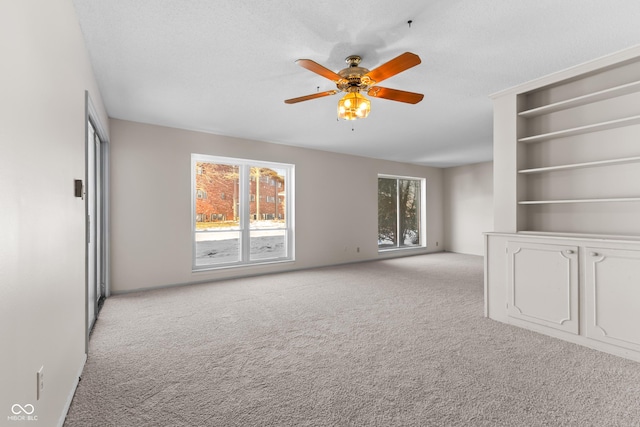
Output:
[[337, 92, 371, 120]]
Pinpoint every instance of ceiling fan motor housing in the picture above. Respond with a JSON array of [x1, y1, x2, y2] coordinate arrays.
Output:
[[337, 55, 373, 92]]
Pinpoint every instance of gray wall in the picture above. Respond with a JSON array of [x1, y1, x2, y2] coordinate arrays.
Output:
[[443, 162, 493, 255], [0, 0, 109, 425], [109, 119, 445, 293]]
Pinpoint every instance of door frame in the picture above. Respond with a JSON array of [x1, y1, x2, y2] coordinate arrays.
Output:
[[85, 91, 110, 352]]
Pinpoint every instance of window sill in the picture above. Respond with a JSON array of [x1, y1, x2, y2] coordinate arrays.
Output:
[[378, 246, 429, 256], [192, 258, 295, 273]]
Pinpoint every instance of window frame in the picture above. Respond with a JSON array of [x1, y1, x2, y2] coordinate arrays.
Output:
[[191, 154, 295, 270], [377, 174, 426, 252]]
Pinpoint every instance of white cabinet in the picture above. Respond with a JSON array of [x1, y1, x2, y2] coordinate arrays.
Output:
[[507, 241, 578, 334], [486, 233, 640, 362], [487, 45, 640, 362], [585, 247, 640, 352]]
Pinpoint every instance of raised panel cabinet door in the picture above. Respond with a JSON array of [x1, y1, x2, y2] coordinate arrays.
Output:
[[585, 247, 640, 352], [507, 241, 579, 334]]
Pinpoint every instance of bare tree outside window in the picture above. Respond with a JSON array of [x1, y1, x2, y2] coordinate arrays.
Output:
[[378, 177, 423, 249], [378, 178, 398, 247]]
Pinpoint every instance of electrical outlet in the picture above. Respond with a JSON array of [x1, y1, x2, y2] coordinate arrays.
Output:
[[436, 241, 439, 246], [356, 247, 360, 253], [37, 366, 44, 400]]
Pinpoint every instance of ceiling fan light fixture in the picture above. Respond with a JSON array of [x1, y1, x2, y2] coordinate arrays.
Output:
[[286, 52, 422, 118], [337, 92, 371, 120]]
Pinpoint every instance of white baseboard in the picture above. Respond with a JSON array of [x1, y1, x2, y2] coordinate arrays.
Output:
[[57, 353, 87, 427]]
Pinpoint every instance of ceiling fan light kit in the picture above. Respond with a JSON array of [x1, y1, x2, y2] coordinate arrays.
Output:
[[338, 91, 371, 120], [285, 52, 424, 120]]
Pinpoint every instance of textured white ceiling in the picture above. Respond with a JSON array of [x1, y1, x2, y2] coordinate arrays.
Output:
[[72, 0, 640, 167]]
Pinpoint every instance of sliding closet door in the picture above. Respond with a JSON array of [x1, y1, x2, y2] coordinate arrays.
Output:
[[87, 121, 99, 331], [85, 92, 109, 350]]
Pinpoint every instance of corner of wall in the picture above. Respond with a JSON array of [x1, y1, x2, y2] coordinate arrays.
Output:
[[442, 161, 494, 256]]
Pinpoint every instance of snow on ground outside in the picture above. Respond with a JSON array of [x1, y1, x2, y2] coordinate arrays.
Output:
[[195, 222, 286, 265]]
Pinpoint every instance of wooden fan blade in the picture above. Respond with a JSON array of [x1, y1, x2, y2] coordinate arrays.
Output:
[[284, 90, 338, 104], [295, 59, 342, 82], [368, 86, 424, 104], [364, 52, 421, 84]]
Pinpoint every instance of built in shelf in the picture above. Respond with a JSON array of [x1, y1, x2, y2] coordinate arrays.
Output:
[[515, 231, 640, 242], [519, 80, 640, 118], [518, 115, 640, 143], [518, 156, 640, 174], [519, 197, 640, 205]]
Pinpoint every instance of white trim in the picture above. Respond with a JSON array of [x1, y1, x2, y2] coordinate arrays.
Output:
[[191, 154, 295, 270], [86, 92, 108, 143], [518, 115, 640, 143], [57, 354, 87, 427], [490, 44, 640, 99], [112, 251, 445, 296], [483, 234, 489, 318], [518, 197, 640, 205], [377, 175, 426, 250], [518, 80, 640, 117], [518, 156, 640, 174], [102, 140, 111, 298], [484, 231, 640, 244], [378, 173, 424, 181]]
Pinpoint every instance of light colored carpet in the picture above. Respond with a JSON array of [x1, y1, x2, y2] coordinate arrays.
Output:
[[65, 253, 640, 426]]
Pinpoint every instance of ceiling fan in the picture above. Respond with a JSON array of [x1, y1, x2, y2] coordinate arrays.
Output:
[[285, 52, 424, 120]]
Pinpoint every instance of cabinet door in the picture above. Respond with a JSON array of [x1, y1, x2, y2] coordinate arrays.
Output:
[[585, 248, 640, 352], [507, 241, 579, 334]]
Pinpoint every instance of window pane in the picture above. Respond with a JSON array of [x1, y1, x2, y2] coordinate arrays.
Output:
[[398, 179, 420, 247], [193, 155, 293, 270], [250, 229, 287, 261], [378, 178, 397, 248], [195, 231, 241, 266], [195, 162, 241, 265], [378, 177, 422, 249], [195, 162, 240, 229], [249, 166, 286, 228]]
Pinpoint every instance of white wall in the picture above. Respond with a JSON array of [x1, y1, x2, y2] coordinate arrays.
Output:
[[109, 119, 444, 293], [0, 1, 108, 425], [443, 161, 493, 255]]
